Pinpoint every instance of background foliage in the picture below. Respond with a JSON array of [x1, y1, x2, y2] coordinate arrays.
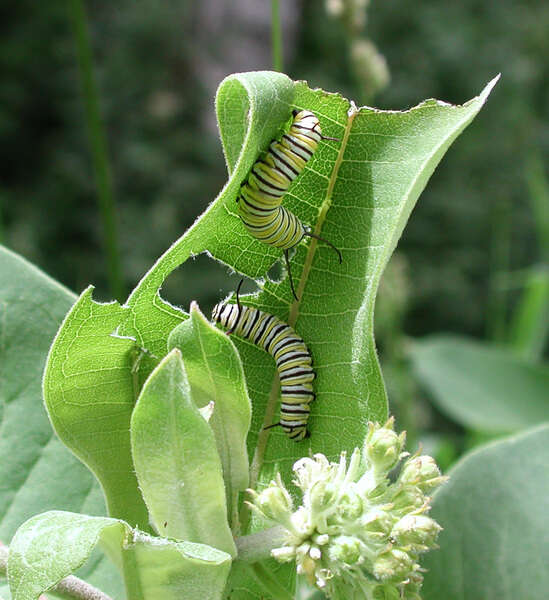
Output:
[[2, 1, 548, 325], [0, 2, 548, 598]]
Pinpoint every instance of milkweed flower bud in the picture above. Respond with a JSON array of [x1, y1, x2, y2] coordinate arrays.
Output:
[[248, 473, 294, 529], [399, 455, 448, 492], [391, 515, 442, 551], [250, 420, 445, 599], [328, 535, 363, 565], [390, 485, 425, 514], [373, 548, 416, 582], [351, 38, 391, 98], [364, 417, 406, 473]]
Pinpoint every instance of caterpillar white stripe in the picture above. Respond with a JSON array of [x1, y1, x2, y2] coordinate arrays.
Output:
[[212, 296, 314, 441]]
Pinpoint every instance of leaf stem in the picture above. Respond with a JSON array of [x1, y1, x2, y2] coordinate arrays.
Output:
[[0, 543, 112, 600], [271, 0, 283, 72], [67, 0, 125, 302], [120, 547, 145, 600]]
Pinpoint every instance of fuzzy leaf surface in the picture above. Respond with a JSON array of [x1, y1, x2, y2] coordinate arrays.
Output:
[[126, 74, 500, 494], [168, 303, 251, 526], [8, 511, 231, 600], [42, 72, 294, 530], [422, 425, 549, 600], [130, 349, 236, 556], [0, 246, 122, 598], [43, 287, 151, 530], [409, 335, 549, 432]]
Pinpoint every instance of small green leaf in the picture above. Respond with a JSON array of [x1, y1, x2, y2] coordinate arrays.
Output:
[[168, 302, 251, 527], [8, 511, 232, 600], [422, 425, 549, 600], [43, 287, 150, 530], [126, 532, 231, 600], [8, 511, 126, 600], [130, 349, 236, 557], [409, 334, 549, 432]]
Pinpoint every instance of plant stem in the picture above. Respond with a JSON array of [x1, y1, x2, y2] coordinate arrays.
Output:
[[271, 0, 283, 72], [67, 0, 125, 302], [525, 152, 549, 263], [486, 196, 511, 342], [235, 525, 287, 563], [0, 543, 112, 600], [0, 192, 4, 244]]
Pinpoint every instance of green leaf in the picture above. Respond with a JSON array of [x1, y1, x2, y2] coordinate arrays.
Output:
[[0, 246, 122, 598], [126, 533, 231, 600], [8, 511, 125, 600], [422, 425, 549, 600], [168, 303, 251, 527], [125, 75, 499, 486], [43, 287, 151, 530], [130, 349, 236, 557], [121, 71, 297, 359], [409, 334, 549, 432], [8, 511, 231, 600]]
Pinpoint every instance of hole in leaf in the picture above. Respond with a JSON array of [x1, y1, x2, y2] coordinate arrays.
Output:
[[159, 253, 260, 317]]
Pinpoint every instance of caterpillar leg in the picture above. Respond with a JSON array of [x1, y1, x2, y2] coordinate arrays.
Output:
[[303, 231, 343, 264], [284, 249, 299, 301], [263, 421, 310, 441]]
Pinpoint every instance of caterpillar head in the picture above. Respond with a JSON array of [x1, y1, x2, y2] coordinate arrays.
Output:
[[211, 303, 224, 323]]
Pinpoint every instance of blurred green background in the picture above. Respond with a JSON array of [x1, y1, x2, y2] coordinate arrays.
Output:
[[2, 0, 548, 464]]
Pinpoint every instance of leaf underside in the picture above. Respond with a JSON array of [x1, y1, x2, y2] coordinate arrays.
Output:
[[8, 511, 231, 600], [422, 425, 549, 600]]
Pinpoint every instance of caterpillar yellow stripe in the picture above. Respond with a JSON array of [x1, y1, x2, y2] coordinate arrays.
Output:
[[237, 109, 341, 300], [212, 295, 314, 441]]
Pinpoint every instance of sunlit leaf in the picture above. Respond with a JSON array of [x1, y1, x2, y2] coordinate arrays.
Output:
[[130, 349, 236, 556], [168, 303, 251, 526]]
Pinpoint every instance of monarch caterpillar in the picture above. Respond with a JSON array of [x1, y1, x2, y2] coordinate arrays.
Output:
[[212, 281, 314, 441], [237, 109, 342, 300]]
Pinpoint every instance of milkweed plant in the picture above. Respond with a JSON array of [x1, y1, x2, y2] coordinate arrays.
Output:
[[1, 71, 500, 600]]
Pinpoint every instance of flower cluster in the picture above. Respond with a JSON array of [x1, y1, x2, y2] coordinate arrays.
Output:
[[249, 419, 447, 600]]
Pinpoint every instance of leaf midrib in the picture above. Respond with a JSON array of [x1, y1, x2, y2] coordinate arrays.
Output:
[[247, 106, 357, 495]]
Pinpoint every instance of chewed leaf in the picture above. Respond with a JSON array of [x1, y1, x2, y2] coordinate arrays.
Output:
[[43, 73, 499, 584], [43, 287, 151, 531]]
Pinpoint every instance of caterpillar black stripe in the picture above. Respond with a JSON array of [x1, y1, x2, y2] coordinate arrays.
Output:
[[237, 109, 342, 300], [212, 282, 314, 441]]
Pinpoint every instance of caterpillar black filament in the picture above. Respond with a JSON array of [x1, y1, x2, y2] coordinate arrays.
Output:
[[237, 109, 342, 300], [212, 282, 314, 441]]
